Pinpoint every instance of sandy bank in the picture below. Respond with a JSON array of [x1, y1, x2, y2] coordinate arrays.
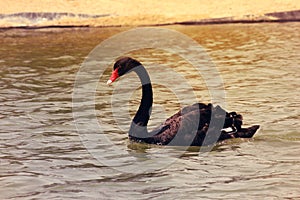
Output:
[[1, 0, 300, 28]]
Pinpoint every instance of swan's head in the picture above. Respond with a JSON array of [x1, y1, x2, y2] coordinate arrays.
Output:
[[107, 57, 141, 85]]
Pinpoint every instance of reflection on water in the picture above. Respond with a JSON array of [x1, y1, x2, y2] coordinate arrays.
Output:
[[0, 23, 299, 199]]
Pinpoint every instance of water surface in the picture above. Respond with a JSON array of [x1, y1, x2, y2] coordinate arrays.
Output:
[[0, 23, 299, 199]]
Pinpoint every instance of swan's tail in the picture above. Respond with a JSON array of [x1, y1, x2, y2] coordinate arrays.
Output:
[[234, 125, 260, 138], [212, 105, 260, 140]]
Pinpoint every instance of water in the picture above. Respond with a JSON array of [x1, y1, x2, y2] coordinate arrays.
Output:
[[0, 23, 299, 199]]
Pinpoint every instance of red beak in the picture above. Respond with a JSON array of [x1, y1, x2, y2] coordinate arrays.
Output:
[[107, 68, 119, 85]]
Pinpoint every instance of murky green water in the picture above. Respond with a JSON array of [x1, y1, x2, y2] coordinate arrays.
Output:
[[0, 23, 299, 199]]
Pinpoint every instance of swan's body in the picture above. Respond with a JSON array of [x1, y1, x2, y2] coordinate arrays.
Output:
[[107, 57, 259, 146]]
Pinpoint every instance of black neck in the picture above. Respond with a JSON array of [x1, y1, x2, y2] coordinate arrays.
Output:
[[129, 65, 153, 137]]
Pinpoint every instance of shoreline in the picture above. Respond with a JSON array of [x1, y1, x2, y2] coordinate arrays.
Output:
[[0, 9, 299, 29], [1, 0, 299, 29], [1, 20, 299, 30]]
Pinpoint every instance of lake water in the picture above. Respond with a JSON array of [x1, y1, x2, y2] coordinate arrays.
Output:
[[0, 23, 299, 199]]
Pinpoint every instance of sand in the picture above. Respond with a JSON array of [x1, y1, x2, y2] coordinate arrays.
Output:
[[0, 0, 300, 27]]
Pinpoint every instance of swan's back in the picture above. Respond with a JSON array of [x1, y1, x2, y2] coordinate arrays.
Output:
[[130, 103, 259, 146]]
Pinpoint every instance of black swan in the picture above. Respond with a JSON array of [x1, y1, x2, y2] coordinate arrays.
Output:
[[107, 57, 259, 146]]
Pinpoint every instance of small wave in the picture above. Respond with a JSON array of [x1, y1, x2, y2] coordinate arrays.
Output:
[[0, 12, 110, 21]]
